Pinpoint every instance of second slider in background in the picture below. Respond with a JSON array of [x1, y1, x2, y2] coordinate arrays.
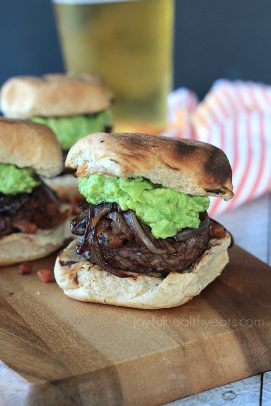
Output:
[[0, 118, 71, 266], [0, 74, 113, 200]]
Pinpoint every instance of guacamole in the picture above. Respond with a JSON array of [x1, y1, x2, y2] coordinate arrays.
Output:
[[78, 174, 210, 239], [32, 109, 112, 150], [0, 163, 40, 195]]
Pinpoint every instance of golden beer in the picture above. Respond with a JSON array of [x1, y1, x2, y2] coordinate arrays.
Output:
[[53, 0, 174, 132]]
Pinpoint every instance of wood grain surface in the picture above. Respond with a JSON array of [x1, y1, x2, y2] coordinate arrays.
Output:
[[166, 192, 271, 405], [0, 242, 271, 406]]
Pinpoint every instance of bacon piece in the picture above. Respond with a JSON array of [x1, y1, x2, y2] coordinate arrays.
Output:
[[209, 220, 227, 239], [18, 262, 33, 275], [108, 234, 126, 248], [13, 220, 38, 233], [37, 269, 54, 283]]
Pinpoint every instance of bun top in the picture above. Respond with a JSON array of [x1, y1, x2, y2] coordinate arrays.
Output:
[[66, 132, 233, 199], [0, 74, 113, 118], [0, 119, 63, 177]]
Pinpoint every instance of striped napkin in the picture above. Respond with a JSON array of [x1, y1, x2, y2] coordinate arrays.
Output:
[[165, 79, 271, 216]]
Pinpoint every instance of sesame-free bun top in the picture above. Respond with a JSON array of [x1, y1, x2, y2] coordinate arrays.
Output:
[[1, 74, 113, 118], [66, 132, 233, 199], [0, 119, 63, 177]]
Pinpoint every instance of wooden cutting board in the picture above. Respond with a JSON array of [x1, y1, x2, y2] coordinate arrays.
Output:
[[0, 245, 271, 406]]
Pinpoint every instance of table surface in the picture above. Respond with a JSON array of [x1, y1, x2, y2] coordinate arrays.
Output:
[[166, 192, 271, 406]]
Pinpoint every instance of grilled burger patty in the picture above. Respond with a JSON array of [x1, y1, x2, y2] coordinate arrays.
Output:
[[0, 183, 67, 237], [98, 230, 209, 273], [71, 203, 212, 275]]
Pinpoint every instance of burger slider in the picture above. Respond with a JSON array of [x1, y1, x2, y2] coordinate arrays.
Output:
[[0, 119, 71, 266], [0, 74, 113, 199], [55, 132, 233, 309]]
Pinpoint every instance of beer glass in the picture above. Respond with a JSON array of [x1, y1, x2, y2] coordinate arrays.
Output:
[[52, 0, 174, 133]]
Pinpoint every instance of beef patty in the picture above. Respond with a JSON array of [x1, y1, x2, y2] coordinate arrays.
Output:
[[0, 183, 67, 237], [71, 203, 211, 275]]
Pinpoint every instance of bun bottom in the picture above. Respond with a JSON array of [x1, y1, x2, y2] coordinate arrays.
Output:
[[43, 174, 81, 201], [54, 233, 231, 309], [0, 219, 71, 266]]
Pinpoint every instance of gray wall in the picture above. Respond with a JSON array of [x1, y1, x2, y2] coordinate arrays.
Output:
[[1, 0, 271, 98]]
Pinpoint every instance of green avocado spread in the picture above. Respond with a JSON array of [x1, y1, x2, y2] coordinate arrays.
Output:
[[78, 174, 210, 239], [0, 163, 40, 195], [32, 109, 112, 150]]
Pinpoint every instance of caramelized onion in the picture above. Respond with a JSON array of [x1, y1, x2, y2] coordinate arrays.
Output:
[[123, 211, 168, 255], [89, 223, 127, 278], [71, 212, 88, 236], [91, 204, 112, 227], [108, 211, 133, 239], [175, 213, 209, 242], [73, 203, 210, 277], [76, 205, 128, 277], [162, 240, 177, 254]]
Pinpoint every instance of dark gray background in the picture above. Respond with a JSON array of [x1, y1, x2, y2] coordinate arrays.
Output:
[[1, 0, 271, 98]]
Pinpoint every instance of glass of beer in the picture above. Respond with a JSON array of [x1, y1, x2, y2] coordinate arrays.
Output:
[[52, 0, 174, 133]]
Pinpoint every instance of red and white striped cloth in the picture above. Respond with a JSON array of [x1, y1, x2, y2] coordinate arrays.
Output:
[[166, 79, 271, 216]]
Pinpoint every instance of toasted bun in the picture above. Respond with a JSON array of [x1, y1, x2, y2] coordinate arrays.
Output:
[[1, 74, 113, 118], [43, 174, 81, 201], [66, 132, 233, 199], [0, 218, 72, 266], [54, 234, 231, 309], [0, 118, 63, 177]]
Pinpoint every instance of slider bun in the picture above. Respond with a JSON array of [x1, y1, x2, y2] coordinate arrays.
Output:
[[0, 218, 71, 266], [44, 174, 81, 201], [66, 132, 233, 200], [0, 118, 63, 177], [1, 74, 113, 118], [54, 234, 231, 309]]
